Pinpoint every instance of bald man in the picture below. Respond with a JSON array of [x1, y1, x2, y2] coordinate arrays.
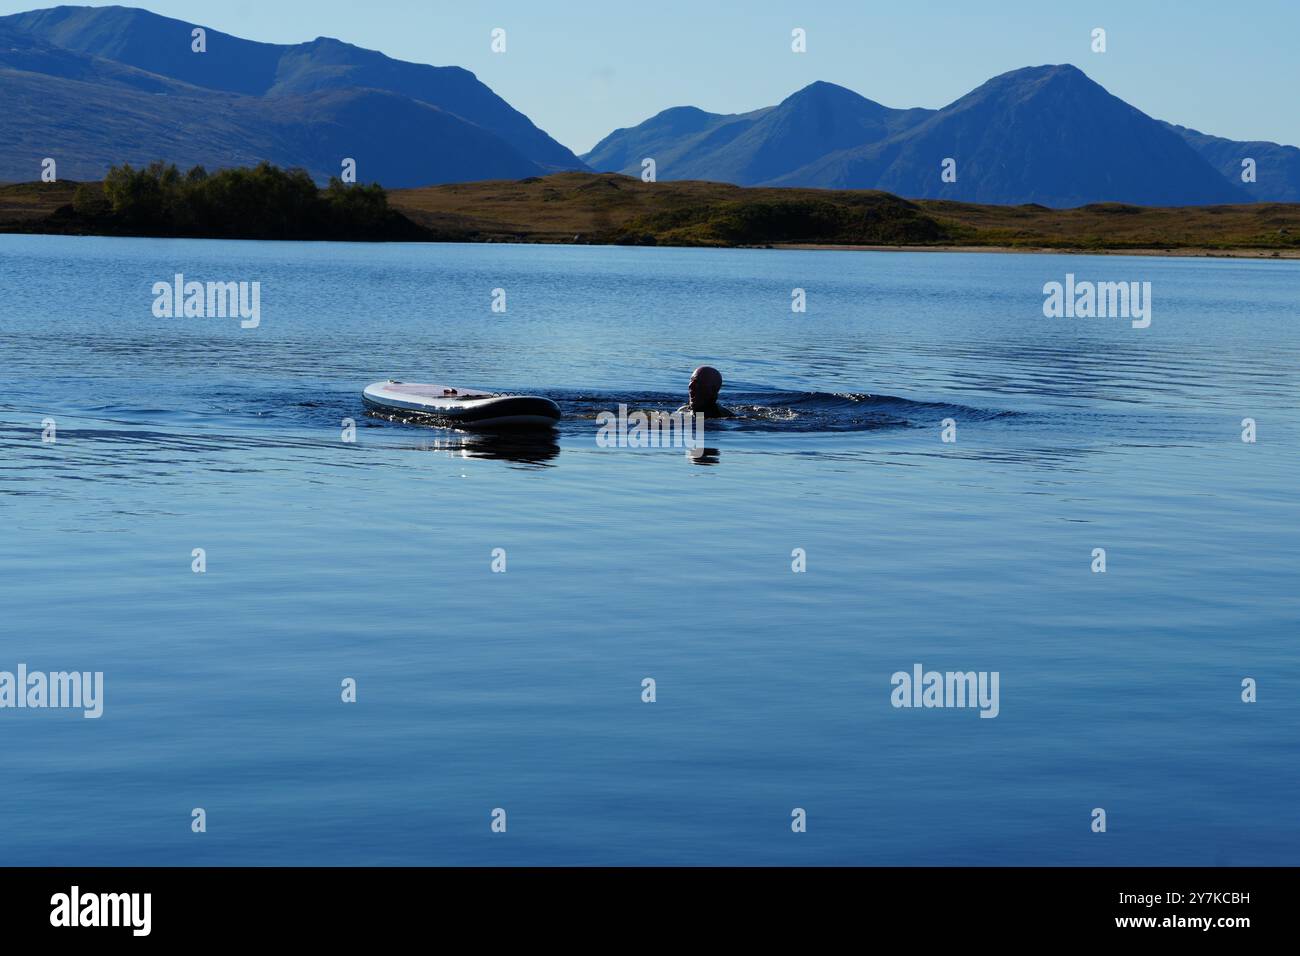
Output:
[[677, 365, 733, 419]]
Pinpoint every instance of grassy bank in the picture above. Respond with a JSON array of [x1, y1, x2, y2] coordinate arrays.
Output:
[[5, 169, 1300, 254], [392, 173, 1300, 254]]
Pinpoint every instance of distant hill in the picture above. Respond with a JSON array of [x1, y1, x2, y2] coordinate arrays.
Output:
[[0, 5, 587, 186], [585, 65, 1293, 207]]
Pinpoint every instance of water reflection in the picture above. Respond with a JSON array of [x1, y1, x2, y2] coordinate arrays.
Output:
[[384, 425, 561, 467]]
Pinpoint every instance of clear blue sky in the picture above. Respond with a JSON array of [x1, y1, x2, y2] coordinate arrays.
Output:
[[3, 0, 1296, 154]]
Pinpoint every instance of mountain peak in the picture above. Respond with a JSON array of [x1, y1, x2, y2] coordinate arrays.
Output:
[[999, 63, 1086, 78], [945, 62, 1116, 118], [780, 80, 884, 109], [979, 63, 1101, 95], [789, 80, 856, 96]]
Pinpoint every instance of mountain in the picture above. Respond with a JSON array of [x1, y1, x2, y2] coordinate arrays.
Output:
[[1163, 123, 1300, 203], [584, 81, 933, 186], [0, 5, 587, 186], [586, 66, 1271, 207], [773, 66, 1246, 206], [583, 106, 770, 181]]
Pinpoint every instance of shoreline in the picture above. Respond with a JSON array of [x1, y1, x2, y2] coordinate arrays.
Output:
[[3, 228, 1299, 261], [768, 243, 1300, 259]]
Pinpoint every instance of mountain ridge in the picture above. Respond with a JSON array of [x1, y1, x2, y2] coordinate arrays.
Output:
[[3, 6, 1294, 204], [0, 4, 587, 186], [585, 65, 1289, 207]]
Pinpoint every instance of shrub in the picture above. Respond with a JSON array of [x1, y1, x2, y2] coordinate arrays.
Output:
[[90, 161, 408, 239]]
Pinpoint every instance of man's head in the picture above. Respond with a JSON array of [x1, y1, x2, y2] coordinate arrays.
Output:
[[688, 366, 723, 408]]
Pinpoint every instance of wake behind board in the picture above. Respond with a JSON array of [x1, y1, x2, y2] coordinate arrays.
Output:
[[363, 381, 560, 429]]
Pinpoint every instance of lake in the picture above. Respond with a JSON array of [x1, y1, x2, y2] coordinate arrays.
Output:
[[1, 235, 1296, 865]]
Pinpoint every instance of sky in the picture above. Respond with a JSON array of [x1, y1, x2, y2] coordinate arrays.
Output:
[[2, 0, 1296, 155]]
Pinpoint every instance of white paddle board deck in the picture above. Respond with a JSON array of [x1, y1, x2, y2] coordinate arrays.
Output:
[[363, 381, 560, 429]]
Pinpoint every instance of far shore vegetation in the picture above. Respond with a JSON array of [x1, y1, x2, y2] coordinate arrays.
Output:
[[2, 165, 1299, 255], [2, 161, 424, 241]]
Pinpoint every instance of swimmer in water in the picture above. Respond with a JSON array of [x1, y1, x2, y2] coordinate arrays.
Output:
[[677, 365, 733, 419]]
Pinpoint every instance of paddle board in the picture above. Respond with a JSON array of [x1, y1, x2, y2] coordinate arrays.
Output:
[[362, 381, 560, 429]]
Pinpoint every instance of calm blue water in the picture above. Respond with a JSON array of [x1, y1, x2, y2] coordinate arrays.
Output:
[[1, 235, 1297, 865]]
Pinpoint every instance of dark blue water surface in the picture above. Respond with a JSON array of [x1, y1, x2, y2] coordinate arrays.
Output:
[[1, 236, 1297, 865]]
